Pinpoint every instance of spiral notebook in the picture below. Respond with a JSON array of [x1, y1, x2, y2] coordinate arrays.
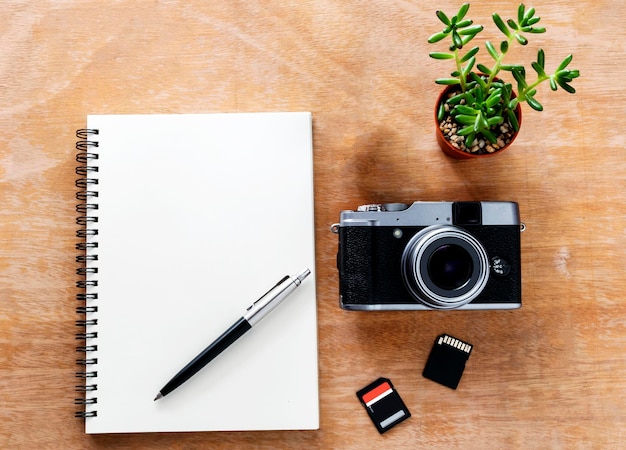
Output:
[[75, 113, 318, 433]]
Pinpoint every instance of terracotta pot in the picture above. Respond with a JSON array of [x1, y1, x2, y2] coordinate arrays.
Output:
[[435, 83, 522, 159]]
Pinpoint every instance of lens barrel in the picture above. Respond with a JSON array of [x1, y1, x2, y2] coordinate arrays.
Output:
[[401, 225, 490, 309]]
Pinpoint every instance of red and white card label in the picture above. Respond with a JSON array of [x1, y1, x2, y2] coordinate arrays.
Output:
[[362, 381, 393, 407]]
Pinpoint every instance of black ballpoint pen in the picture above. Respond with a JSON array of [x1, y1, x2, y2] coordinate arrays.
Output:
[[154, 268, 311, 401]]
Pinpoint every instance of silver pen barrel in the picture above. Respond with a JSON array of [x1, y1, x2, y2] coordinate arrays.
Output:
[[243, 269, 310, 326]]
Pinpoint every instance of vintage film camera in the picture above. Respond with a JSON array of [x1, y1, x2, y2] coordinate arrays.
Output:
[[331, 201, 524, 310]]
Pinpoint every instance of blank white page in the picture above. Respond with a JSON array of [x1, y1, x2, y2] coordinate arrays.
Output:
[[81, 112, 318, 433]]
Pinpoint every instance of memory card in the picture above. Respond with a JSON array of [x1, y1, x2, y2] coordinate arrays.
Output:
[[422, 334, 473, 389], [356, 378, 411, 434]]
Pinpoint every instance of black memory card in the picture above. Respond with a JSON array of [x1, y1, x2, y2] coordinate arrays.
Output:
[[356, 377, 411, 434], [422, 334, 473, 389]]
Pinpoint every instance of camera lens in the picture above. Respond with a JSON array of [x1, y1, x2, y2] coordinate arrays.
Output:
[[401, 225, 489, 309], [428, 244, 473, 290]]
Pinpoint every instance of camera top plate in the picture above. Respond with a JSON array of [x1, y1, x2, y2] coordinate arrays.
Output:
[[338, 201, 520, 228]]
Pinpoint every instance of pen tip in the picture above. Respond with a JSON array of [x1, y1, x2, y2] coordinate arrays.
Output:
[[154, 393, 163, 401]]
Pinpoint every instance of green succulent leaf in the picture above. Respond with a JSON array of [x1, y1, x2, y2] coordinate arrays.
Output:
[[526, 96, 544, 111], [452, 30, 464, 49], [458, 125, 474, 136], [485, 41, 499, 60], [514, 33, 529, 45], [464, 79, 478, 90], [524, 7, 536, 22], [487, 116, 504, 126], [460, 46, 480, 62], [448, 93, 466, 104], [428, 31, 449, 44], [501, 83, 513, 102], [501, 64, 523, 72], [557, 54, 574, 71], [556, 70, 579, 82], [456, 114, 477, 126], [474, 86, 486, 103], [458, 25, 484, 36], [521, 25, 546, 34], [438, 101, 446, 121], [455, 105, 478, 115], [518, 4, 526, 24], [469, 72, 488, 89], [486, 89, 503, 108], [436, 10, 451, 25], [430, 52, 455, 60], [464, 132, 476, 148], [512, 68, 528, 90], [457, 3, 471, 22], [526, 17, 541, 26], [549, 78, 558, 91], [462, 34, 476, 47], [436, 78, 462, 85], [492, 13, 511, 38], [532, 62, 546, 77], [478, 113, 490, 131], [456, 19, 473, 28], [462, 56, 476, 76], [507, 109, 520, 132], [500, 40, 509, 54], [476, 63, 492, 75], [537, 49, 545, 68], [482, 129, 497, 143], [556, 78, 576, 94]]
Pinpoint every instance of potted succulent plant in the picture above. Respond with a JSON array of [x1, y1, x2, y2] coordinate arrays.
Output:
[[428, 3, 580, 158]]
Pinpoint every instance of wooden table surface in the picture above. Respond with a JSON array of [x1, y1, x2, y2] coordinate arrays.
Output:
[[1, 1, 624, 448]]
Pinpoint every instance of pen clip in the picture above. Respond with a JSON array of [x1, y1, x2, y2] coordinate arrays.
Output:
[[246, 275, 290, 312]]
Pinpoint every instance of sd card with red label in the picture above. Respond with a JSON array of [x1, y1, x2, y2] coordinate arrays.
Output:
[[356, 377, 411, 434]]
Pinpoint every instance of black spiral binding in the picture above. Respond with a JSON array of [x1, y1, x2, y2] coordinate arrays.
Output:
[[75, 129, 99, 419]]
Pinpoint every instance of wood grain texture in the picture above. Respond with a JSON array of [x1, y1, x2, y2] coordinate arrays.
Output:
[[0, 1, 624, 448]]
